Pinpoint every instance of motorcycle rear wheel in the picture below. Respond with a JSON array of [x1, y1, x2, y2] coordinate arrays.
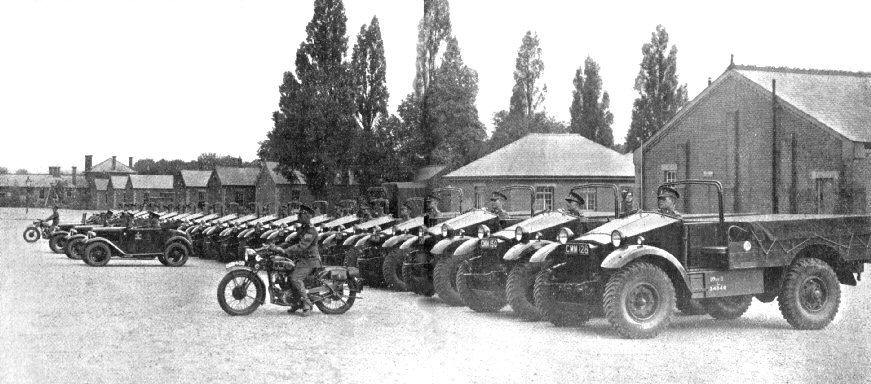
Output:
[[23, 228, 39, 243], [217, 270, 265, 316], [315, 280, 357, 315]]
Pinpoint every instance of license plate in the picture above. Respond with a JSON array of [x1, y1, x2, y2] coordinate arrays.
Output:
[[566, 243, 590, 255], [481, 239, 499, 249], [418, 236, 426, 245], [225, 261, 245, 270]]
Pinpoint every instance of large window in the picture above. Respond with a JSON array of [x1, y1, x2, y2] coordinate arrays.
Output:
[[580, 191, 597, 211], [663, 170, 677, 183], [143, 192, 150, 202], [473, 186, 485, 209], [235, 191, 245, 205], [39, 189, 45, 199], [535, 186, 554, 211], [197, 190, 206, 202]]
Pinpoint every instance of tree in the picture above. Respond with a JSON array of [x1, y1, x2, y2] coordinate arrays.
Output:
[[570, 57, 614, 147], [489, 111, 567, 151], [15, 169, 28, 175], [624, 25, 688, 152], [0, 167, 8, 174], [412, 0, 452, 99], [510, 31, 546, 118], [423, 37, 487, 169], [259, 0, 358, 198], [352, 16, 390, 191]]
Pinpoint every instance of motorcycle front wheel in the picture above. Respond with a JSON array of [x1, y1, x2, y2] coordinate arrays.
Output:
[[217, 270, 266, 316], [315, 279, 357, 315], [23, 228, 39, 243]]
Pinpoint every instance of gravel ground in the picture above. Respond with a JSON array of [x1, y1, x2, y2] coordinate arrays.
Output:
[[1, 208, 870, 383]]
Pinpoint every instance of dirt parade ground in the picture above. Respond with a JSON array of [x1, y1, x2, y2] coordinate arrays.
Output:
[[0, 208, 869, 383]]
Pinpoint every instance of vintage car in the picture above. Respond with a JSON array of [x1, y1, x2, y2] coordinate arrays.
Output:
[[81, 225, 193, 267], [530, 180, 871, 339], [455, 184, 618, 319], [46, 212, 112, 253]]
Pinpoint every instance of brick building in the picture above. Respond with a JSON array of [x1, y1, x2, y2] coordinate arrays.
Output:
[[0, 166, 88, 208], [254, 161, 310, 215], [635, 63, 871, 215], [84, 155, 137, 209], [442, 134, 634, 213], [176, 170, 212, 208], [127, 174, 175, 208], [208, 166, 260, 213], [106, 175, 129, 209]]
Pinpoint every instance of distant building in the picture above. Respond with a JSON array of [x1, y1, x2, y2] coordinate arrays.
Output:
[[442, 134, 634, 213], [208, 166, 260, 214], [176, 170, 212, 208], [107, 175, 129, 209], [83, 155, 137, 209], [127, 174, 175, 208], [255, 161, 310, 215], [635, 64, 871, 214], [0, 166, 88, 208]]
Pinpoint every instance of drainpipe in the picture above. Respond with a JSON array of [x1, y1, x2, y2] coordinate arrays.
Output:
[[771, 79, 779, 213]]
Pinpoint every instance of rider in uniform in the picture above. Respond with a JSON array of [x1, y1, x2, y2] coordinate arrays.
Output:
[[657, 186, 682, 217], [565, 192, 586, 216], [45, 205, 60, 233], [271, 204, 320, 316]]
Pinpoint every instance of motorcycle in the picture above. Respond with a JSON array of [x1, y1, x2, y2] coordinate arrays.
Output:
[[22, 220, 52, 243], [217, 246, 364, 316]]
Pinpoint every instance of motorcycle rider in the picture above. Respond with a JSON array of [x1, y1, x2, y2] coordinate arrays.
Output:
[[270, 204, 320, 316], [565, 192, 586, 216], [45, 205, 60, 233]]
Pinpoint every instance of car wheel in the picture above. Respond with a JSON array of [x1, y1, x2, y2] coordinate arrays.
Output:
[[64, 238, 85, 260], [163, 243, 190, 267], [603, 262, 675, 339], [778, 258, 840, 330], [84, 242, 112, 267], [49, 234, 66, 254]]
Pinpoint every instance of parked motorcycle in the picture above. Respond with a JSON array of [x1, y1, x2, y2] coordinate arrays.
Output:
[[217, 247, 364, 316], [22, 220, 52, 243]]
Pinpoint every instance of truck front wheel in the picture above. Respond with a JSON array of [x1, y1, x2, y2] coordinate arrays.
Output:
[[603, 262, 675, 339], [778, 258, 840, 330]]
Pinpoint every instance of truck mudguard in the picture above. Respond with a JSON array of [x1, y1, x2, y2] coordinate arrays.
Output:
[[383, 234, 414, 249], [353, 235, 373, 249], [343, 234, 366, 247], [453, 238, 480, 256], [432, 237, 472, 256], [503, 240, 555, 262], [528, 242, 562, 263], [399, 236, 420, 250], [601, 245, 690, 288]]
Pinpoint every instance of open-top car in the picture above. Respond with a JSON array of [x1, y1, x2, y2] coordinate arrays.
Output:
[[454, 184, 619, 319], [81, 223, 193, 267], [530, 180, 871, 338]]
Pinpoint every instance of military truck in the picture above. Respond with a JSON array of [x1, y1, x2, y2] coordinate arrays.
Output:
[[353, 198, 426, 288], [456, 184, 618, 319], [531, 180, 871, 338]]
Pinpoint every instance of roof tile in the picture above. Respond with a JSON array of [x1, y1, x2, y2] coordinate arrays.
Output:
[[129, 174, 174, 190], [179, 170, 212, 188]]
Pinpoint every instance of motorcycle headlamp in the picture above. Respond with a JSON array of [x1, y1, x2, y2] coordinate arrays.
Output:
[[515, 227, 526, 242], [477, 225, 490, 239], [558, 227, 574, 245], [611, 230, 623, 247]]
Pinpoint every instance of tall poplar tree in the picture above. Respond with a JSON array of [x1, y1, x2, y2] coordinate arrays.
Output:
[[624, 25, 688, 152], [569, 57, 614, 147], [351, 16, 390, 191], [412, 0, 452, 100]]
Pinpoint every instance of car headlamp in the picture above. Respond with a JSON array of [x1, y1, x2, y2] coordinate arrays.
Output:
[[611, 230, 623, 247], [515, 227, 526, 242], [477, 225, 490, 239], [558, 227, 574, 244]]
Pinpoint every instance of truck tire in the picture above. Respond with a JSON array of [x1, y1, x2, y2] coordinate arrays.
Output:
[[703, 295, 752, 320], [434, 253, 468, 306], [456, 261, 506, 312], [382, 249, 408, 291], [506, 263, 541, 321], [603, 262, 675, 339], [49, 233, 66, 254], [533, 269, 589, 327], [778, 258, 840, 330]]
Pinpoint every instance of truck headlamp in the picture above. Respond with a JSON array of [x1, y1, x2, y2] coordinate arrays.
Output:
[[611, 230, 623, 247], [441, 224, 452, 238], [558, 228, 574, 245], [87, 231, 96, 239], [477, 225, 490, 239], [515, 227, 526, 242]]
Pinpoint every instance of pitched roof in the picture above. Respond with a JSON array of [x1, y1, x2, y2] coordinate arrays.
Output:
[[733, 65, 871, 142], [93, 178, 109, 191], [263, 162, 306, 185], [179, 170, 212, 188], [88, 157, 136, 174], [108, 175, 129, 189], [444, 134, 634, 179], [0, 174, 88, 189], [414, 165, 447, 182], [214, 167, 260, 186], [129, 174, 174, 190]]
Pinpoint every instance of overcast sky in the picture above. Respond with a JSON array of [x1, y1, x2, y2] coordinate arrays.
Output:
[[1, 0, 869, 174]]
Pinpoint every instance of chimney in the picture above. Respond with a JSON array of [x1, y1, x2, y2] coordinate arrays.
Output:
[[72, 166, 77, 186], [112, 156, 117, 170], [48, 166, 60, 177], [708, 77, 712, 87], [85, 155, 93, 172], [128, 157, 133, 169]]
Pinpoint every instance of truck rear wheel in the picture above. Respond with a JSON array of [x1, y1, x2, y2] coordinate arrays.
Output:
[[703, 295, 752, 320], [456, 261, 506, 312], [603, 262, 675, 339], [506, 264, 541, 321], [533, 269, 589, 327], [778, 258, 840, 330]]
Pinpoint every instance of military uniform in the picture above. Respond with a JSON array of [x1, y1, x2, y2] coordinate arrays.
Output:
[[565, 192, 586, 216], [277, 204, 320, 314], [490, 191, 510, 221], [45, 208, 60, 232], [657, 186, 682, 217], [424, 194, 441, 227]]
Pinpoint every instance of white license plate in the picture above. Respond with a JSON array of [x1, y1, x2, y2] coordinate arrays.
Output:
[[481, 239, 499, 249], [566, 243, 590, 255], [225, 261, 245, 269]]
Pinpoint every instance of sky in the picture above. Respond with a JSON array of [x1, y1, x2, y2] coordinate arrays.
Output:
[[1, 0, 869, 174]]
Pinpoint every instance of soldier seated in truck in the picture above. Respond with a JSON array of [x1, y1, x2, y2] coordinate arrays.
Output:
[[657, 186, 681, 217]]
